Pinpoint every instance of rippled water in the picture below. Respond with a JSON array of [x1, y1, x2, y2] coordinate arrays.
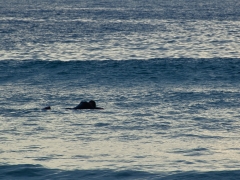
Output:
[[1, 0, 240, 179], [1, 0, 240, 60], [1, 59, 240, 179]]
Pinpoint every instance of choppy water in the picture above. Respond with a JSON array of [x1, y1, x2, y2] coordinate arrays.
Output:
[[1, 0, 240, 179], [1, 0, 240, 60]]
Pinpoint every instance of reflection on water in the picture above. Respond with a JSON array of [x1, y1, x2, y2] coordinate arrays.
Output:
[[1, 96, 240, 172], [1, 19, 240, 60]]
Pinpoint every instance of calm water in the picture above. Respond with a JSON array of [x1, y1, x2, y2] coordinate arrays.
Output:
[[1, 0, 240, 179]]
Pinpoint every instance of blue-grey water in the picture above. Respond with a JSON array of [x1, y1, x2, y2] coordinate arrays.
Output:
[[1, 0, 240, 179]]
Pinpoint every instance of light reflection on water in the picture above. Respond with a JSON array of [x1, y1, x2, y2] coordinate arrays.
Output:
[[1, 20, 240, 61], [1, 1, 240, 177], [1, 96, 240, 172]]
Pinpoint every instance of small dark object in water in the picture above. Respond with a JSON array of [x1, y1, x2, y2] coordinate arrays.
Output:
[[73, 100, 103, 109], [42, 106, 51, 110], [42, 100, 103, 110], [73, 101, 93, 109]]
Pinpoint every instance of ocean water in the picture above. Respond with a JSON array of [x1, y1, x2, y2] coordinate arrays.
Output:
[[1, 0, 240, 179]]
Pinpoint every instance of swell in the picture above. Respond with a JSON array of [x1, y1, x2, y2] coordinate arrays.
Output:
[[0, 164, 239, 180], [0, 58, 240, 86]]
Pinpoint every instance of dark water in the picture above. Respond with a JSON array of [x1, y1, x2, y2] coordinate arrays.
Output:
[[1, 164, 240, 180], [1, 0, 240, 179]]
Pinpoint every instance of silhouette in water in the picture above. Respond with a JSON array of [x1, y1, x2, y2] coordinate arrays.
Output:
[[43, 106, 51, 110], [42, 100, 103, 110]]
